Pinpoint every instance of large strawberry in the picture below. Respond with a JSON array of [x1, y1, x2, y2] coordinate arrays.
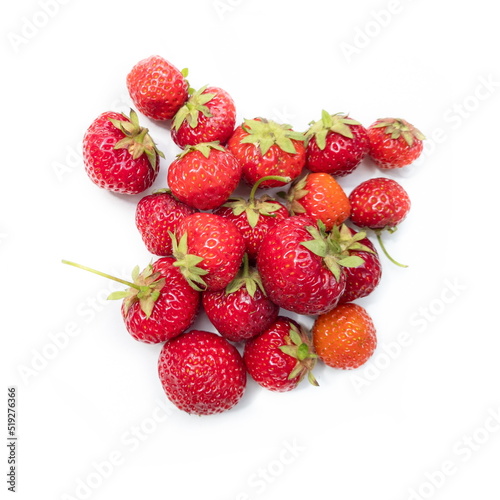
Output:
[[243, 317, 318, 392], [367, 118, 425, 169], [135, 190, 197, 256], [214, 175, 290, 262], [202, 255, 279, 342], [172, 212, 245, 291], [126, 55, 188, 121], [62, 258, 200, 344], [287, 172, 351, 231], [83, 110, 164, 195], [257, 216, 364, 315], [167, 142, 242, 210], [305, 111, 370, 176], [171, 85, 236, 148], [158, 330, 246, 415], [227, 118, 306, 188]]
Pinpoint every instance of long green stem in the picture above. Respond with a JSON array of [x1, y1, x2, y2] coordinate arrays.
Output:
[[249, 175, 292, 202], [375, 233, 408, 268], [61, 260, 139, 289]]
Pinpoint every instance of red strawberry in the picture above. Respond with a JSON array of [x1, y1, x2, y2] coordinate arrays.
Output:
[[367, 118, 425, 169], [257, 216, 364, 315], [287, 172, 351, 231], [305, 111, 370, 176], [227, 118, 306, 188], [349, 177, 411, 267], [83, 110, 163, 195], [312, 303, 377, 369], [171, 85, 236, 148], [158, 330, 246, 415], [243, 317, 318, 392], [135, 190, 197, 256], [62, 258, 200, 344], [126, 55, 188, 121], [214, 175, 290, 262], [167, 142, 242, 210], [172, 212, 245, 291], [202, 255, 279, 342]]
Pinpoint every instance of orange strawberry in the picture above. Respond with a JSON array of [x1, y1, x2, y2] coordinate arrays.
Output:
[[312, 303, 377, 369]]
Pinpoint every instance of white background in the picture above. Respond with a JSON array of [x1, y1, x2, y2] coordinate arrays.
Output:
[[2, 1, 500, 499]]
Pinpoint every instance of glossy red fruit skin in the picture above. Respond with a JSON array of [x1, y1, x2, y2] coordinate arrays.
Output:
[[348, 177, 411, 230], [202, 286, 279, 342], [167, 148, 242, 210], [257, 216, 346, 315], [126, 55, 188, 121], [158, 330, 246, 415], [243, 317, 302, 392], [214, 202, 289, 262], [122, 258, 200, 344], [175, 213, 245, 291], [339, 230, 382, 304], [306, 122, 370, 177], [227, 125, 306, 188], [171, 87, 236, 148], [135, 191, 197, 256], [83, 112, 159, 195]]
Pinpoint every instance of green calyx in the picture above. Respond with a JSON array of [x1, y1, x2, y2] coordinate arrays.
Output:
[[305, 111, 361, 150], [170, 232, 209, 291], [109, 109, 165, 171], [372, 118, 426, 147], [225, 254, 265, 298], [223, 175, 290, 229], [300, 222, 372, 280], [278, 322, 319, 386], [172, 85, 216, 131], [240, 118, 305, 156], [176, 140, 226, 160], [286, 175, 309, 215], [61, 260, 165, 319]]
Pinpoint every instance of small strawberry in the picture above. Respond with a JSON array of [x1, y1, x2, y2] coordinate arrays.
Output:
[[214, 175, 290, 262], [305, 111, 370, 176], [171, 85, 236, 148], [167, 142, 242, 210], [367, 118, 425, 169], [158, 330, 246, 415], [312, 303, 377, 369], [62, 258, 200, 344], [349, 177, 411, 267], [135, 190, 197, 256], [287, 172, 351, 231], [243, 317, 318, 392], [257, 216, 364, 315], [227, 118, 306, 188], [83, 110, 164, 195], [172, 212, 245, 291], [126, 55, 188, 121], [202, 254, 279, 342]]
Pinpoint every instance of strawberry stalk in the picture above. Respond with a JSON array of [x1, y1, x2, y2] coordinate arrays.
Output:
[[249, 175, 292, 200], [374, 231, 408, 268], [62, 260, 140, 289]]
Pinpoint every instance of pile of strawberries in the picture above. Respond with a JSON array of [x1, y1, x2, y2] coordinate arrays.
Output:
[[66, 55, 425, 416]]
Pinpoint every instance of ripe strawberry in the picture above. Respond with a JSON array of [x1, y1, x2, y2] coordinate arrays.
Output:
[[135, 190, 197, 256], [305, 111, 370, 176], [83, 110, 163, 195], [126, 55, 188, 121], [227, 118, 306, 188], [171, 85, 236, 148], [158, 330, 246, 415], [214, 175, 290, 262], [172, 212, 245, 291], [257, 216, 364, 315], [349, 177, 411, 267], [62, 258, 200, 344], [167, 142, 242, 210], [367, 118, 425, 169], [312, 303, 377, 369], [243, 317, 318, 392], [202, 255, 279, 342], [287, 172, 351, 231]]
